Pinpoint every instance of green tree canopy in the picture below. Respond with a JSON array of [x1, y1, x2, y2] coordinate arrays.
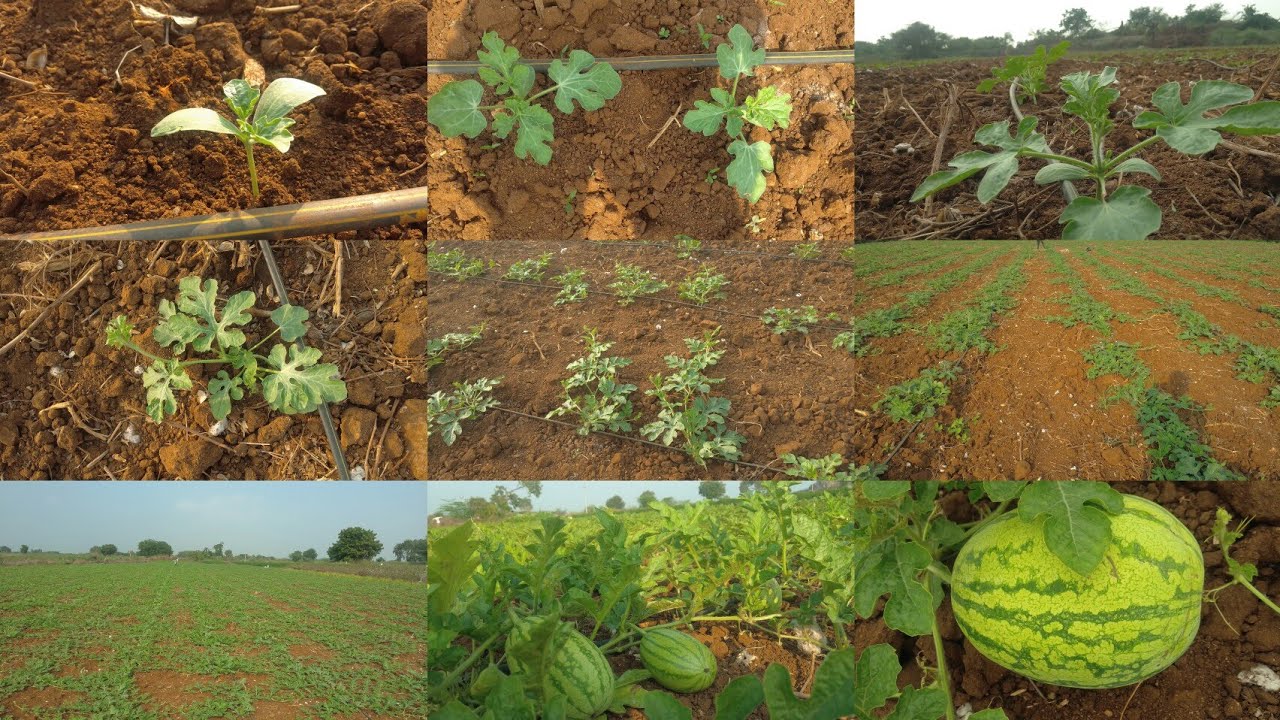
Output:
[[888, 22, 950, 59], [302, 548, 317, 561], [100, 544, 118, 556], [1060, 8, 1097, 37], [605, 495, 626, 510], [637, 490, 657, 506], [289, 550, 304, 562], [698, 480, 726, 500], [328, 527, 382, 562], [137, 539, 172, 557], [393, 538, 427, 563]]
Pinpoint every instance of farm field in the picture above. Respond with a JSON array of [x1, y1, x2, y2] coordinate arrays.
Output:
[[851, 240, 1280, 480], [0, 561, 427, 719], [0, 240, 427, 480], [852, 480, 1280, 720], [427, 240, 856, 479], [426, 0, 854, 242], [855, 48, 1280, 241], [427, 481, 855, 718]]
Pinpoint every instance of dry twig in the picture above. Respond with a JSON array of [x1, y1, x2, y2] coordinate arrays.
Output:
[[646, 103, 683, 150], [332, 238, 344, 317], [255, 4, 302, 14], [0, 264, 98, 358]]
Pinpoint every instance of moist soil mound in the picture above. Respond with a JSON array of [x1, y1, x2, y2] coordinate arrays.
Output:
[[856, 50, 1280, 240], [426, 2, 853, 243], [428, 239, 855, 479], [0, 239, 427, 479], [864, 482, 1280, 720]]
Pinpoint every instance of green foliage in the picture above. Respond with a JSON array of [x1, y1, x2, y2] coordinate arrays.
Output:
[[429, 377, 502, 446], [1206, 508, 1280, 624], [640, 331, 744, 465], [547, 329, 637, 435], [1137, 388, 1241, 481], [552, 269, 590, 305], [151, 78, 325, 200], [677, 265, 729, 305], [105, 277, 345, 424], [874, 362, 959, 423], [761, 305, 820, 335], [791, 242, 820, 259], [427, 32, 621, 165], [137, 539, 174, 556], [780, 453, 851, 481], [328, 526, 383, 562], [915, 67, 1280, 239], [429, 246, 489, 279], [683, 25, 793, 202], [608, 263, 669, 305], [1082, 340, 1149, 405], [429, 325, 485, 370], [976, 41, 1071, 103], [504, 253, 554, 282], [674, 234, 701, 259]]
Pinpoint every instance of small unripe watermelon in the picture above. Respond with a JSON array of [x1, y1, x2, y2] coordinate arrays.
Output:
[[640, 629, 717, 693], [506, 618, 614, 719], [951, 494, 1203, 689]]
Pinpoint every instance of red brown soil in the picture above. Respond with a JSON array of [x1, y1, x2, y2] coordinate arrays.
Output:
[[287, 642, 337, 662], [864, 483, 1280, 719], [1, 686, 83, 720], [852, 242, 1280, 480], [0, 239, 427, 479], [428, 240, 855, 479], [134, 671, 216, 710], [426, 3, 853, 243], [856, 51, 1280, 240]]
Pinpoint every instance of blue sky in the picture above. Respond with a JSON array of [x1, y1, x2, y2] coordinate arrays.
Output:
[[0, 483, 426, 559], [859, 0, 1280, 43], [426, 482, 744, 515]]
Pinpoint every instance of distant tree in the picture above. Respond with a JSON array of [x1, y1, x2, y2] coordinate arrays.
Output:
[[393, 539, 427, 563], [739, 481, 763, 496], [1182, 2, 1226, 26], [698, 481, 726, 500], [519, 481, 542, 498], [302, 548, 317, 561], [605, 495, 626, 510], [20, 545, 29, 554], [289, 550, 304, 562], [1125, 6, 1172, 37], [1060, 8, 1097, 37], [328, 527, 382, 562], [1241, 4, 1279, 28], [100, 544, 118, 556], [213, 542, 224, 557], [637, 490, 657, 506], [223, 549, 232, 559], [662, 497, 676, 505], [887, 22, 950, 59], [0, 546, 10, 553], [137, 539, 172, 557]]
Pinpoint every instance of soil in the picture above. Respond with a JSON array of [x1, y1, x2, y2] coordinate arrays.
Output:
[[427, 239, 855, 479], [0, 239, 427, 479], [852, 240, 1280, 481], [855, 50, 1280, 241], [862, 482, 1280, 720], [426, 1, 854, 243]]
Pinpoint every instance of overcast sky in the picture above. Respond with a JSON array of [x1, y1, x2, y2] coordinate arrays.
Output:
[[0, 483, 426, 558], [426, 482, 746, 515], [858, 0, 1280, 43]]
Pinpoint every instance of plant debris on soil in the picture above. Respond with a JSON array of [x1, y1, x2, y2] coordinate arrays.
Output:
[[427, 239, 855, 479], [860, 482, 1280, 720], [856, 50, 1280, 241], [426, 1, 853, 243], [0, 240, 427, 480]]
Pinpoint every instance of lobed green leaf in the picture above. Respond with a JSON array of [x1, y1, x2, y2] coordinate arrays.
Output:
[[717, 24, 765, 80], [1059, 185, 1162, 240], [548, 50, 621, 114], [725, 139, 773, 203], [428, 80, 489, 139]]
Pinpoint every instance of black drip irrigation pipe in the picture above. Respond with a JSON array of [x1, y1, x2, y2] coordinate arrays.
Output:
[[428, 49, 854, 75]]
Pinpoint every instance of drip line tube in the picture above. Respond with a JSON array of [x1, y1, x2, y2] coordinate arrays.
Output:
[[428, 49, 854, 74]]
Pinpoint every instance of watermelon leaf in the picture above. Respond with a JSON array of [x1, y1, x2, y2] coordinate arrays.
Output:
[[1017, 481, 1125, 576], [426, 522, 481, 618], [642, 691, 693, 720], [761, 647, 854, 719], [712, 675, 765, 720], [970, 710, 1011, 720], [854, 537, 938, 636], [432, 701, 481, 720], [478, 675, 538, 720], [982, 481, 1027, 502], [861, 481, 912, 501], [884, 685, 948, 720], [852, 645, 900, 718]]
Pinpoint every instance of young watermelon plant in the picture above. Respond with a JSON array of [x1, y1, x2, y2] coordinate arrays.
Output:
[[853, 481, 1204, 720], [976, 41, 1070, 104], [427, 32, 621, 165], [913, 68, 1280, 239], [151, 78, 325, 202], [105, 276, 346, 423], [684, 24, 793, 203]]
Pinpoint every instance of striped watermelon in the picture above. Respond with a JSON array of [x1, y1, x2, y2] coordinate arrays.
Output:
[[506, 618, 613, 719], [640, 629, 717, 693], [950, 494, 1203, 689]]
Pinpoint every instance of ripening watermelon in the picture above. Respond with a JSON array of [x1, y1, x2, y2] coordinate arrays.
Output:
[[506, 618, 614, 719], [640, 629, 717, 693], [950, 494, 1203, 689]]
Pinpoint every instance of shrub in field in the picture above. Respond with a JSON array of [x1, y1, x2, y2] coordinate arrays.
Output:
[[327, 526, 383, 561], [976, 41, 1070, 104], [552, 269, 589, 305], [151, 78, 325, 202], [913, 67, 1280, 239], [547, 330, 637, 435], [106, 276, 346, 423], [427, 32, 621, 165], [683, 25, 793, 203], [874, 362, 959, 423], [640, 330, 744, 465], [429, 377, 502, 446], [504, 253, 553, 282]]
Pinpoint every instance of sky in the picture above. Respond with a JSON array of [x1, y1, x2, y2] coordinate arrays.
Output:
[[857, 0, 1280, 43], [0, 483, 426, 558], [426, 482, 746, 515]]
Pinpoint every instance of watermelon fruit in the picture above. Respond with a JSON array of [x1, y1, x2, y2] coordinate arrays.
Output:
[[506, 617, 614, 718], [640, 628, 717, 693], [950, 494, 1203, 689]]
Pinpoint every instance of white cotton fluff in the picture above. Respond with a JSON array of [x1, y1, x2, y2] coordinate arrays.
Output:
[[208, 419, 227, 437], [1238, 665, 1280, 692], [122, 424, 141, 445]]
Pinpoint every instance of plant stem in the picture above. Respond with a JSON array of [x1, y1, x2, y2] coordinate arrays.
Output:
[[1102, 136, 1160, 175], [244, 139, 259, 202], [930, 600, 957, 720], [1239, 576, 1280, 616], [1019, 150, 1095, 172], [432, 631, 503, 699]]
